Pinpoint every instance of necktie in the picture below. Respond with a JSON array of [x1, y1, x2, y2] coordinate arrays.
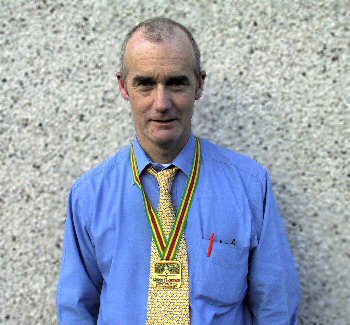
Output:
[[146, 166, 190, 324]]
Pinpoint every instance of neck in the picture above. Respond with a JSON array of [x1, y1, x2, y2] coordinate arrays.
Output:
[[148, 146, 181, 164], [139, 136, 190, 164]]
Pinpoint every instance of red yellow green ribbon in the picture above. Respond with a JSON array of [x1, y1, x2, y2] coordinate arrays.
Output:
[[130, 138, 201, 260]]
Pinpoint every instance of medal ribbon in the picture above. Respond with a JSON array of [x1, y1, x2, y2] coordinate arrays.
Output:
[[130, 138, 201, 260]]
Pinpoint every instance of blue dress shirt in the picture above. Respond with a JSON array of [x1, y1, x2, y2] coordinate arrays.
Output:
[[57, 134, 301, 324]]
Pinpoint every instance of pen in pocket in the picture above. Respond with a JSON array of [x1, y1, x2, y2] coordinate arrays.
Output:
[[207, 233, 215, 257]]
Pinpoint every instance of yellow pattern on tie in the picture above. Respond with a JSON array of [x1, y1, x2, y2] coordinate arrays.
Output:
[[146, 166, 190, 324]]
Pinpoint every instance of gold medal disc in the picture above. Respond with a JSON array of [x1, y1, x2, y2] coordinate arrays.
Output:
[[150, 260, 182, 289]]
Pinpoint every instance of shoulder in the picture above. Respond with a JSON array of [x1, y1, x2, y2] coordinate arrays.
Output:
[[199, 137, 268, 184], [71, 144, 131, 200]]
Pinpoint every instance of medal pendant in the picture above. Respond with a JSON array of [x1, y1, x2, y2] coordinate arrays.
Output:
[[151, 260, 182, 289]]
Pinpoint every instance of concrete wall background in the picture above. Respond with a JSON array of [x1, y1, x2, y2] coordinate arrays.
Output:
[[0, 0, 349, 324]]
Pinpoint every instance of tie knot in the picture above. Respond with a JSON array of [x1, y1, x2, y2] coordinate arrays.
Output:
[[147, 166, 179, 192]]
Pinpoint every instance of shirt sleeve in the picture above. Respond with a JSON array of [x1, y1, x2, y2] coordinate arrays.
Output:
[[56, 189, 103, 324], [248, 171, 301, 324]]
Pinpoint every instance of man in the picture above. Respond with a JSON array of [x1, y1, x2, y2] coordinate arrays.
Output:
[[57, 17, 301, 324]]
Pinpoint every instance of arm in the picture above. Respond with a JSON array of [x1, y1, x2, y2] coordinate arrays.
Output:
[[56, 189, 103, 324], [248, 171, 301, 324]]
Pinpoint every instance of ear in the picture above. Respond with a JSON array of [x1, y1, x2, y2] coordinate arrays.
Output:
[[117, 72, 129, 100], [195, 71, 206, 100]]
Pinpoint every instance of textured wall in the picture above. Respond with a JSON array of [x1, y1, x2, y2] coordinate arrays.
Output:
[[0, 0, 349, 324]]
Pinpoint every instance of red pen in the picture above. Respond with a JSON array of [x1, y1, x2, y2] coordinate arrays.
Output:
[[207, 233, 215, 257]]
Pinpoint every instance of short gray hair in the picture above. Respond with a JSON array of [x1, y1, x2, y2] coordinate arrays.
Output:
[[120, 17, 202, 81]]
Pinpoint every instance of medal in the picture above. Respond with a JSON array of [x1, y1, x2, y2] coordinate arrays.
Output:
[[131, 138, 201, 289], [151, 260, 182, 289]]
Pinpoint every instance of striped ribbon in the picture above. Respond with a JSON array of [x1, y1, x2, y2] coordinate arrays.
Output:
[[130, 138, 201, 260]]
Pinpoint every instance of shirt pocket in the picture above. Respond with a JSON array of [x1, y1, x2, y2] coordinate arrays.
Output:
[[193, 238, 249, 306]]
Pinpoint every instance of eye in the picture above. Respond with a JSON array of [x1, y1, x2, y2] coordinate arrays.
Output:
[[167, 77, 189, 90], [133, 77, 156, 92], [138, 81, 155, 89], [168, 80, 184, 86], [138, 80, 153, 86]]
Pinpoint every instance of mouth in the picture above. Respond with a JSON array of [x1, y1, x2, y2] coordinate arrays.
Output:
[[152, 118, 177, 124]]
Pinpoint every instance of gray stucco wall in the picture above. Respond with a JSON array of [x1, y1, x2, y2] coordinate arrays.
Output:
[[0, 0, 349, 324]]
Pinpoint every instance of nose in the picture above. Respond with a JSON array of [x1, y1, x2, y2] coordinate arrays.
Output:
[[153, 85, 171, 111]]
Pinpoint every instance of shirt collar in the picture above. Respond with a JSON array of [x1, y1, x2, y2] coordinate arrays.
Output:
[[132, 133, 196, 180]]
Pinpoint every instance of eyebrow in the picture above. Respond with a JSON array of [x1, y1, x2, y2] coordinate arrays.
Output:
[[166, 75, 190, 85], [132, 76, 155, 86], [132, 75, 190, 86]]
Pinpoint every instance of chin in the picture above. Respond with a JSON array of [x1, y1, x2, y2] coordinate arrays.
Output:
[[151, 130, 181, 144], [152, 136, 179, 147], [139, 128, 190, 149]]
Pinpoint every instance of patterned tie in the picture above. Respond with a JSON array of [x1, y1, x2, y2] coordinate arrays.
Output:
[[146, 166, 190, 324]]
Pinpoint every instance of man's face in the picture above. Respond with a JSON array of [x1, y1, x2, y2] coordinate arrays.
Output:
[[118, 29, 205, 156]]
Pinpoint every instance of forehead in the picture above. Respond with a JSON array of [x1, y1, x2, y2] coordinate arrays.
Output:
[[124, 28, 196, 77]]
